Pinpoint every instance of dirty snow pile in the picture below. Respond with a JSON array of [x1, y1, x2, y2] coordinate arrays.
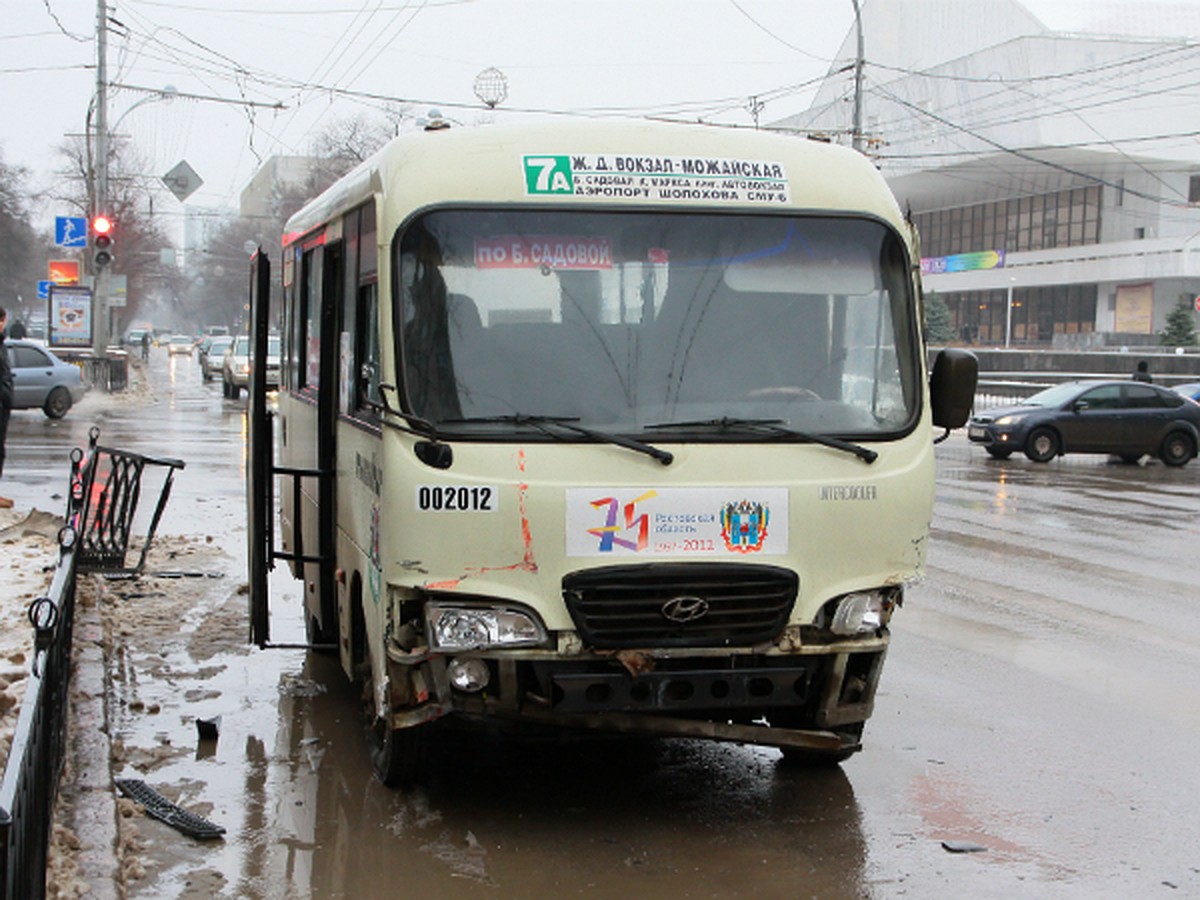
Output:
[[0, 506, 66, 770]]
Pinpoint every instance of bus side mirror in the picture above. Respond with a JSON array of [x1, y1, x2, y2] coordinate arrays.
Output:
[[930, 348, 978, 429]]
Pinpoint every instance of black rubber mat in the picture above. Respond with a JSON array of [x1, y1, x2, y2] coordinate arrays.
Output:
[[115, 778, 226, 840]]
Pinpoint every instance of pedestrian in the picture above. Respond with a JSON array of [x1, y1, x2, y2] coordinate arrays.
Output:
[[1132, 360, 1152, 383], [7, 318, 26, 340], [0, 307, 14, 509], [141, 330, 150, 361]]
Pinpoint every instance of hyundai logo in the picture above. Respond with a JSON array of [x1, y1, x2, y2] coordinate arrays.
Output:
[[661, 595, 710, 623]]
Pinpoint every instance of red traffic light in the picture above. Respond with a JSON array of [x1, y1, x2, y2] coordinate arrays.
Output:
[[92, 215, 114, 268]]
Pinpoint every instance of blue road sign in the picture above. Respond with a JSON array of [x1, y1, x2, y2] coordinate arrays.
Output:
[[55, 216, 88, 248], [37, 280, 53, 300]]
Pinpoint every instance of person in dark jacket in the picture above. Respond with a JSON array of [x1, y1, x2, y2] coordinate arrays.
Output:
[[0, 307, 14, 508], [1132, 360, 1153, 383]]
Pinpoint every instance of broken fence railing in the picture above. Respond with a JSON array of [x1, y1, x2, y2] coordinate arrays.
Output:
[[69, 426, 185, 574]]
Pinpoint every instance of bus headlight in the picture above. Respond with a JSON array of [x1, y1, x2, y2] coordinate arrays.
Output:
[[427, 603, 546, 651], [829, 591, 892, 636]]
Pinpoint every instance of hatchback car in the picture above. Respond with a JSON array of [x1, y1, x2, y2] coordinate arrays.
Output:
[[968, 380, 1200, 466], [5, 339, 87, 418]]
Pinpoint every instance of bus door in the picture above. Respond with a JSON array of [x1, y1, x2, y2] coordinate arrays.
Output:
[[312, 237, 344, 642], [246, 234, 341, 648], [295, 232, 344, 645]]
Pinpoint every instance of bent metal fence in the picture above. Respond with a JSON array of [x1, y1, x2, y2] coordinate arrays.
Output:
[[69, 426, 185, 574], [0, 428, 184, 899]]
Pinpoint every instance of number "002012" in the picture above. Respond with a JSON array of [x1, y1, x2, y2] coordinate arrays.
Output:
[[416, 485, 496, 512]]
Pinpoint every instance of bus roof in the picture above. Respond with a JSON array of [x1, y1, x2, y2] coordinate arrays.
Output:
[[284, 120, 907, 245]]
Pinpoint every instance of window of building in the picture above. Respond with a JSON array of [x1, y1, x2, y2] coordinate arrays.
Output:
[[914, 185, 1104, 259], [1189, 175, 1200, 204]]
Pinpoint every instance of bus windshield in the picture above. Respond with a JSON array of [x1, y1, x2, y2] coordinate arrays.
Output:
[[397, 209, 920, 438]]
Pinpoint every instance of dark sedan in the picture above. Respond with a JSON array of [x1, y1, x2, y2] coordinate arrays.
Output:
[[968, 380, 1200, 466]]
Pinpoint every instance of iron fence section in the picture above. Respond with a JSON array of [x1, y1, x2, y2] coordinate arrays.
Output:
[[0, 426, 186, 897], [69, 426, 185, 574], [0, 529, 78, 900]]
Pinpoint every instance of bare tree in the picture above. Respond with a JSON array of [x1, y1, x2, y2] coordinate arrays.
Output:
[[0, 147, 47, 320], [47, 135, 180, 330], [188, 108, 412, 330], [302, 107, 411, 198]]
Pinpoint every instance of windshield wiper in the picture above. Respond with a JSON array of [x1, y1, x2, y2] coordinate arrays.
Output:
[[445, 415, 674, 466], [646, 417, 877, 464]]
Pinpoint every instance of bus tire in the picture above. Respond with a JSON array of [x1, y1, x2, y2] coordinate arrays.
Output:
[[362, 641, 431, 786], [370, 721, 431, 788]]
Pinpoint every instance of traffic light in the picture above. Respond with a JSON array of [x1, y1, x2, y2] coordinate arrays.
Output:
[[92, 215, 114, 269]]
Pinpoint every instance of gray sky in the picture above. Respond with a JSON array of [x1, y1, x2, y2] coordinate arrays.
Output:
[[3, 0, 1200, 225]]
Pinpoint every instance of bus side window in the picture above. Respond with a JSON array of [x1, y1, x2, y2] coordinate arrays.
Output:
[[357, 282, 381, 413], [302, 247, 323, 391]]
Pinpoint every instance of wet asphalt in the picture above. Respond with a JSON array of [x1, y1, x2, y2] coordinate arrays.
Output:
[[6, 350, 1200, 898]]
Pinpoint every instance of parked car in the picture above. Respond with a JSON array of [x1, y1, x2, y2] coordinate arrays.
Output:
[[1173, 382, 1200, 402], [5, 339, 86, 418], [167, 334, 194, 356], [968, 380, 1200, 466], [222, 334, 280, 398], [201, 335, 234, 382]]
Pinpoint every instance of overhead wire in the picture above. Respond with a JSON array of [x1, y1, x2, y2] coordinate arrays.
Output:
[[871, 81, 1194, 208]]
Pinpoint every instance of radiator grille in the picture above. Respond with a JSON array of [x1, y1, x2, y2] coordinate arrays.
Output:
[[562, 563, 798, 649]]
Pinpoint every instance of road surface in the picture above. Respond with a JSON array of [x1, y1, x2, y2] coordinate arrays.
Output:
[[5, 349, 1197, 897]]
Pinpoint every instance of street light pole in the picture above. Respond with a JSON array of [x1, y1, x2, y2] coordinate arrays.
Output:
[[851, 0, 864, 153], [93, 0, 110, 359]]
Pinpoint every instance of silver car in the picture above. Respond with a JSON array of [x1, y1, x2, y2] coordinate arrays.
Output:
[[201, 335, 234, 382], [6, 339, 87, 418], [222, 334, 280, 398]]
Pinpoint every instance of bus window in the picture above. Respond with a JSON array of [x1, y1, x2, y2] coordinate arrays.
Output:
[[301, 247, 323, 391], [357, 282, 381, 413]]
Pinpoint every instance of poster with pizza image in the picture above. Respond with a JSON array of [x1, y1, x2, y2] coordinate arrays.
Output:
[[48, 285, 93, 347]]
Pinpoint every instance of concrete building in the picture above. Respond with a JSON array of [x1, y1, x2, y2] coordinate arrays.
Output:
[[775, 0, 1200, 347]]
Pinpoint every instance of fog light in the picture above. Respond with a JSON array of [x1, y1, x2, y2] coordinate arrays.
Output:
[[447, 657, 491, 693], [830, 591, 889, 636]]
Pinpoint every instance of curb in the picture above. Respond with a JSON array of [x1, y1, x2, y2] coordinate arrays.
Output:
[[60, 591, 120, 898]]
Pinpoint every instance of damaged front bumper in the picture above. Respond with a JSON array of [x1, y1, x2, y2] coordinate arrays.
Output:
[[383, 633, 888, 754]]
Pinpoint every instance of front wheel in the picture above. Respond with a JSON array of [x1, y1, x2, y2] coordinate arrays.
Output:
[[362, 645, 432, 787], [1160, 430, 1196, 467], [1024, 427, 1059, 462], [369, 719, 432, 787], [43, 387, 72, 419]]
